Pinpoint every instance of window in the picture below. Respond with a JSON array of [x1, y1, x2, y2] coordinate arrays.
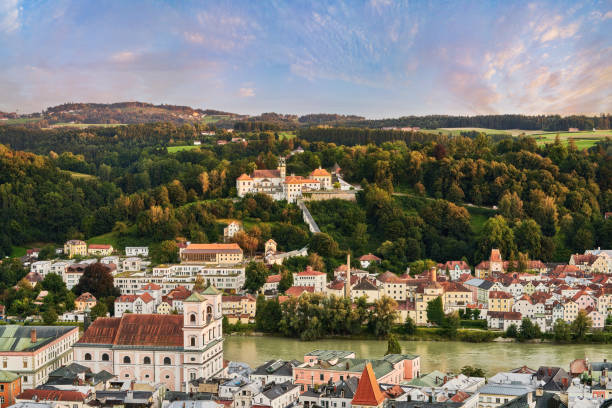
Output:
[[164, 357, 171, 365], [165, 375, 170, 379], [190, 337, 196, 347], [320, 374, 324, 380], [123, 356, 131, 364], [84, 353, 92, 361], [190, 313, 196, 323], [144, 356, 151, 364], [102, 353, 109, 361]]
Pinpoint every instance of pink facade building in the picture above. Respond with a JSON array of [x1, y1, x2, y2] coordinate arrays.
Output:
[[293, 350, 420, 391], [73, 287, 224, 392]]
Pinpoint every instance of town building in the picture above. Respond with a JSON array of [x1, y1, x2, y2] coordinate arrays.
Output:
[[180, 243, 243, 264], [293, 350, 420, 391], [0, 371, 21, 408], [236, 159, 334, 203], [223, 222, 242, 242], [87, 244, 114, 256], [293, 267, 327, 293], [114, 293, 156, 317], [251, 360, 300, 386], [63, 241, 87, 259], [74, 292, 96, 312], [359, 254, 381, 269], [116, 264, 245, 294], [73, 287, 224, 392], [0, 326, 79, 389], [125, 247, 149, 257], [122, 257, 142, 272]]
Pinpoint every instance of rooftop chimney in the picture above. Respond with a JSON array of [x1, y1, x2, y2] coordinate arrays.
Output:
[[431, 267, 437, 282], [30, 329, 37, 343]]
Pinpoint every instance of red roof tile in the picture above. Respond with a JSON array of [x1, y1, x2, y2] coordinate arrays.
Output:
[[18, 389, 88, 402], [78, 314, 184, 347], [352, 363, 385, 406]]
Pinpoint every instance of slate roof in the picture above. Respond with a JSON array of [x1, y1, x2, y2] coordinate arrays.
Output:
[[252, 360, 300, 377], [498, 391, 567, 408], [261, 381, 299, 400]]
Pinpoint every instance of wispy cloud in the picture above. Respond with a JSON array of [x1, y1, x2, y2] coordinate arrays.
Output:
[[0, 0, 610, 115], [111, 51, 136, 63], [0, 0, 21, 33], [239, 87, 255, 97]]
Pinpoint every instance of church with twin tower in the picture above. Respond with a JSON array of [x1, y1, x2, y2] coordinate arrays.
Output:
[[73, 286, 224, 391]]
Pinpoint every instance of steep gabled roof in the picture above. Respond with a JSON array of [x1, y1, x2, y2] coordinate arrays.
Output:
[[352, 363, 385, 406]]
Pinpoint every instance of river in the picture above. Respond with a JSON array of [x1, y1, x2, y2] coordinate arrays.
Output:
[[224, 335, 611, 375]]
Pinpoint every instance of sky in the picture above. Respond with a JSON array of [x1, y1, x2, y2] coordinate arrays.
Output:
[[0, 0, 611, 117]]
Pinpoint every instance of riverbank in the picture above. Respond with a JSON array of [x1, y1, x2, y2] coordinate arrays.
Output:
[[223, 336, 612, 376], [224, 325, 611, 344]]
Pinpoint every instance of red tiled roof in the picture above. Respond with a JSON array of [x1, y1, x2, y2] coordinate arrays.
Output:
[[490, 249, 502, 262], [489, 291, 513, 299], [237, 173, 252, 181], [78, 314, 184, 347], [450, 391, 470, 403], [139, 292, 154, 303], [76, 292, 96, 302], [252, 169, 281, 179], [142, 283, 161, 290], [352, 363, 385, 406], [443, 260, 470, 270], [440, 282, 471, 292], [17, 389, 88, 402], [310, 168, 331, 177], [184, 243, 241, 251], [360, 253, 381, 262], [296, 266, 325, 276], [89, 244, 112, 249], [285, 286, 315, 297], [266, 274, 282, 283], [377, 271, 403, 283]]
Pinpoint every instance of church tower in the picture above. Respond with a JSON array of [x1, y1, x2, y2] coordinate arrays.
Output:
[[278, 157, 286, 179]]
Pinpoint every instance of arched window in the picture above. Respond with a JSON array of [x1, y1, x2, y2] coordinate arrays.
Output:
[[190, 313, 196, 323], [143, 356, 151, 364], [84, 353, 92, 361], [206, 305, 213, 322], [163, 357, 171, 365], [190, 337, 196, 347], [123, 356, 131, 364], [102, 353, 109, 361]]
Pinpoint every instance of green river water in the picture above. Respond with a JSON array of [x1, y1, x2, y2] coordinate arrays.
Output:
[[224, 335, 611, 375]]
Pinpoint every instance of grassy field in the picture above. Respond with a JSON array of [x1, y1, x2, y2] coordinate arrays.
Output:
[[87, 225, 153, 250], [51, 123, 126, 128], [527, 130, 611, 149], [434, 127, 513, 136], [63, 170, 97, 180], [277, 131, 296, 140], [201, 115, 230, 124], [10, 246, 27, 257], [1, 117, 42, 125], [167, 145, 202, 153]]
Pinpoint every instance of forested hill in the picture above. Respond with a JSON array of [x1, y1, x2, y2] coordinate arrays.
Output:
[[342, 114, 612, 131], [41, 102, 243, 125]]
